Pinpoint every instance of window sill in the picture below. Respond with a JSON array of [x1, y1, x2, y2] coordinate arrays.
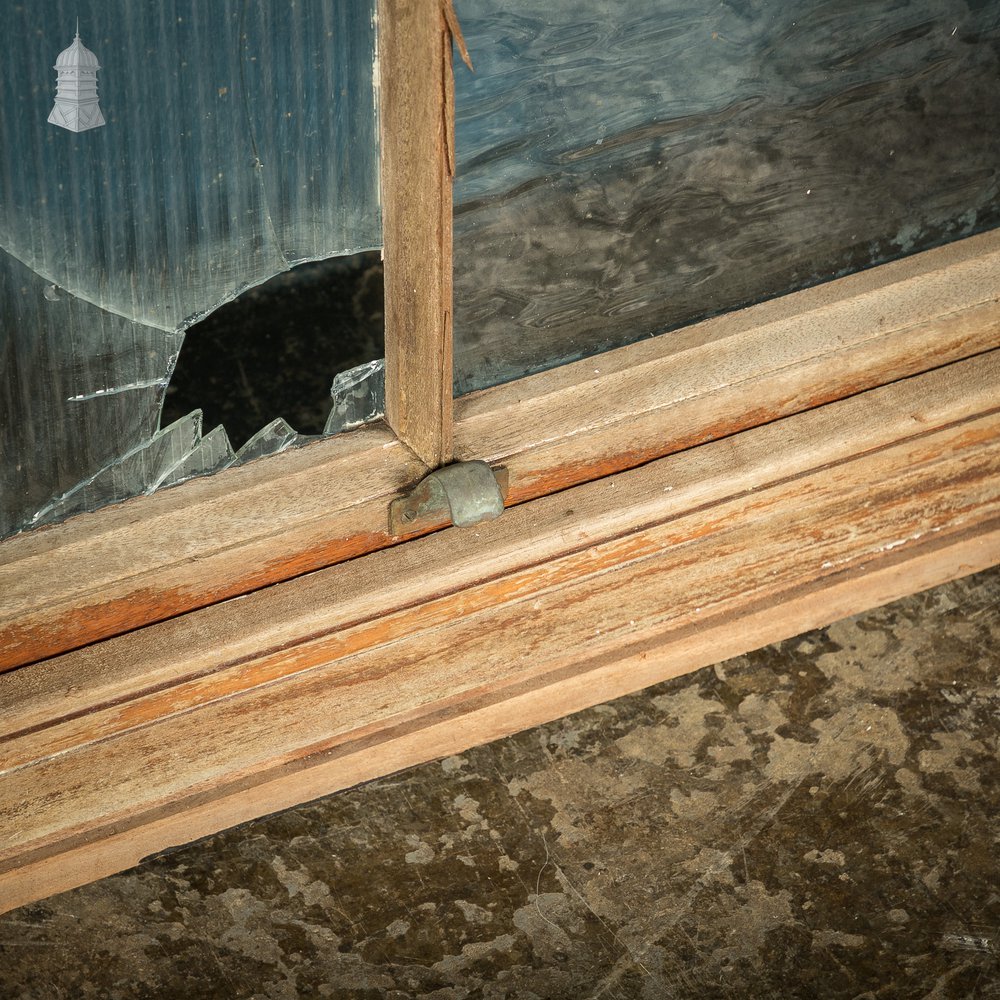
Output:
[[1, 338, 998, 911]]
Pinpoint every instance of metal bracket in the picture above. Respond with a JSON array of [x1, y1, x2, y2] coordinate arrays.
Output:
[[389, 461, 508, 535]]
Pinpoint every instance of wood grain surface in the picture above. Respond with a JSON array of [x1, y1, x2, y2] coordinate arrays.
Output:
[[1, 350, 997, 913], [1, 231, 998, 671], [380, 0, 456, 467]]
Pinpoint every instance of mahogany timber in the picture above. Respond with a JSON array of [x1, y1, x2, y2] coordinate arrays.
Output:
[[380, 0, 459, 468], [1, 350, 998, 913], [1, 231, 999, 669]]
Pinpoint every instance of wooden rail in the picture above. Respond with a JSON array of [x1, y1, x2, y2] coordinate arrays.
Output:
[[2, 230, 999, 670], [1, 349, 998, 912]]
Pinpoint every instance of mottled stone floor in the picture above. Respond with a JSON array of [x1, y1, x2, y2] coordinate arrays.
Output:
[[2, 567, 998, 999]]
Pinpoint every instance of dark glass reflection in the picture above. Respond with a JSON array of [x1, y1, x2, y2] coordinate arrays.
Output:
[[452, 0, 1000, 393]]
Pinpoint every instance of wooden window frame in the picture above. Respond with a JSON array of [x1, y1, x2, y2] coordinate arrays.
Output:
[[1, 2, 998, 911]]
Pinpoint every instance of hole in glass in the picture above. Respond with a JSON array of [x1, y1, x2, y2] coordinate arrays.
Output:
[[161, 252, 384, 450]]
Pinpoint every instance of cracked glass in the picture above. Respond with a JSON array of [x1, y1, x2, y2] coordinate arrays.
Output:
[[452, 0, 1000, 394], [0, 1, 381, 539]]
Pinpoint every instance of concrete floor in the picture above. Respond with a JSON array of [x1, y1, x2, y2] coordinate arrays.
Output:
[[1, 567, 998, 999]]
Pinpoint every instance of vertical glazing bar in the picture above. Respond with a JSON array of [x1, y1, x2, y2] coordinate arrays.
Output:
[[379, 0, 457, 468]]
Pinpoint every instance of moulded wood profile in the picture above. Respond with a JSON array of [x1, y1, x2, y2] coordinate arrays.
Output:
[[1, 350, 998, 913], [1, 232, 999, 670]]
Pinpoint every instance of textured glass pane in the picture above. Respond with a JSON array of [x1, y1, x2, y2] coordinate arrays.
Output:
[[452, 0, 1000, 394], [1, 1, 380, 538]]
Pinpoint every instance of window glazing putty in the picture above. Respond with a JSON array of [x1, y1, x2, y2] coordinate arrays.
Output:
[[452, 0, 1000, 394], [0, 1, 381, 539]]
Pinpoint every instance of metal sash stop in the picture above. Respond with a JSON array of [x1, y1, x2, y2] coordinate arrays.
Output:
[[389, 461, 508, 535]]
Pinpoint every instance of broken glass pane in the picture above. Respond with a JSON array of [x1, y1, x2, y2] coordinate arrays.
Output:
[[452, 0, 1000, 394], [0, 1, 381, 539], [161, 252, 385, 449], [31, 411, 204, 529]]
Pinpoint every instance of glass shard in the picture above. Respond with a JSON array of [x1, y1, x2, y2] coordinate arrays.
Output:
[[236, 418, 303, 466], [155, 423, 236, 491], [324, 359, 385, 435]]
